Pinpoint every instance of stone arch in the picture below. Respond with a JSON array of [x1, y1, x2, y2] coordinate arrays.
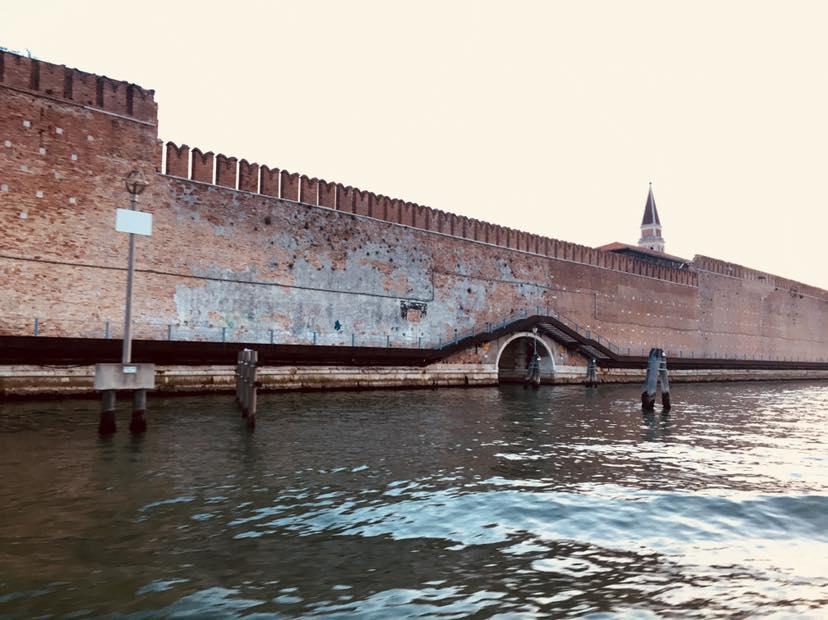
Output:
[[496, 331, 556, 383]]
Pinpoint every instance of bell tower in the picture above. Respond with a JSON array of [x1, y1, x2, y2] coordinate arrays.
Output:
[[638, 182, 665, 253]]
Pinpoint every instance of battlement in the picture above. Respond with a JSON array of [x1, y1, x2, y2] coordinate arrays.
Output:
[[0, 50, 156, 123], [692, 255, 828, 301], [160, 140, 699, 287]]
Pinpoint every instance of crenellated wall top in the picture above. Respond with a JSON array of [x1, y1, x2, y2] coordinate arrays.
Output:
[[158, 140, 700, 288], [692, 255, 828, 301], [0, 50, 156, 123]]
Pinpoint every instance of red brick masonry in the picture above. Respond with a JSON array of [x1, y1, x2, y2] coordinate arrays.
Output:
[[1, 51, 826, 362]]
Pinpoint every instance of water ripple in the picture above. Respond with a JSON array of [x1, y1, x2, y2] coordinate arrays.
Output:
[[0, 382, 827, 617]]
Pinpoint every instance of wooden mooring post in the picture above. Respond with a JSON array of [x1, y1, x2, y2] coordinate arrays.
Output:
[[659, 352, 671, 411], [641, 348, 670, 412], [585, 357, 598, 388], [236, 349, 259, 429], [524, 353, 541, 389], [524, 328, 542, 389]]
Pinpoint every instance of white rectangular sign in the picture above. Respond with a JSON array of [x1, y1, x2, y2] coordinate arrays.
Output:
[[115, 209, 153, 236]]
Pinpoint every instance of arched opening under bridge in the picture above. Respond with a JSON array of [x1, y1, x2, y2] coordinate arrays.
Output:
[[496, 332, 556, 384]]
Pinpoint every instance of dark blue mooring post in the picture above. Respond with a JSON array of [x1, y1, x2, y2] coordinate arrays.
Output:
[[418, 335, 422, 348], [453, 328, 458, 344], [313, 331, 317, 345], [269, 329, 274, 344], [167, 324, 172, 341], [105, 320, 110, 339], [222, 327, 227, 342], [34, 317, 39, 336], [351, 333, 355, 347], [386, 334, 390, 347]]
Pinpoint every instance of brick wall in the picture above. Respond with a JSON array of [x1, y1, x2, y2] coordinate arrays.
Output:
[[1, 51, 827, 361]]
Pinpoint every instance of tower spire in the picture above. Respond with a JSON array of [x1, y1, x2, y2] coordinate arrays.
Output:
[[638, 183, 665, 252]]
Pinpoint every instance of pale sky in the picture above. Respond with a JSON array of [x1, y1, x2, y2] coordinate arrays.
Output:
[[3, 1, 827, 289]]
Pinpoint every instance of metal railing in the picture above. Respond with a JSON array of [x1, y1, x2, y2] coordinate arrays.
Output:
[[1, 310, 824, 363]]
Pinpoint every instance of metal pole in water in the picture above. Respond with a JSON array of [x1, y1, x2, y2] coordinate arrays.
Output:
[[241, 349, 250, 418], [106, 171, 150, 436], [121, 191, 137, 365], [119, 170, 150, 360], [526, 327, 541, 388], [247, 349, 258, 430]]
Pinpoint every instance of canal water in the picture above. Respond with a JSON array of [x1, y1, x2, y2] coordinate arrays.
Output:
[[1, 382, 827, 618]]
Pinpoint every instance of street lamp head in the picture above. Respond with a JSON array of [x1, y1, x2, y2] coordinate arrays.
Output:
[[125, 170, 149, 195]]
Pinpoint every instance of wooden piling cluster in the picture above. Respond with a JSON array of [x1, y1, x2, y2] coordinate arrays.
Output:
[[641, 348, 671, 412], [236, 349, 259, 428]]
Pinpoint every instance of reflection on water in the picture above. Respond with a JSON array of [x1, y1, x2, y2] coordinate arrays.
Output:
[[1, 382, 827, 617]]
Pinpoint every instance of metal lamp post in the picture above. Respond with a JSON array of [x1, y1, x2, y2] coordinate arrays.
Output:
[[528, 326, 541, 388], [532, 326, 538, 358], [122, 170, 149, 364], [95, 170, 155, 436]]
